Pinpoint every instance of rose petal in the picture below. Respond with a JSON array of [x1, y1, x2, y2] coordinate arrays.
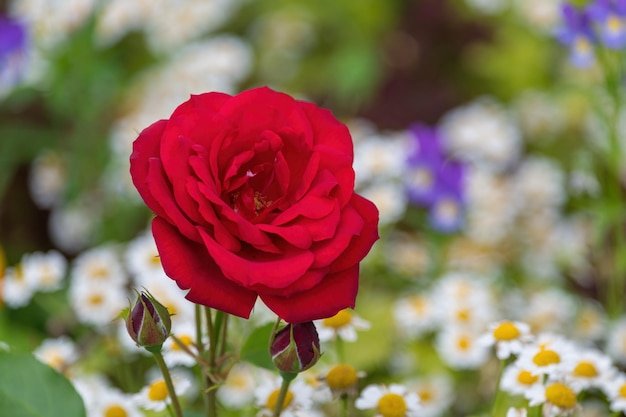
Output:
[[329, 193, 380, 273], [130, 119, 168, 213], [152, 217, 257, 318], [259, 264, 359, 322], [311, 204, 364, 269], [198, 227, 315, 289]]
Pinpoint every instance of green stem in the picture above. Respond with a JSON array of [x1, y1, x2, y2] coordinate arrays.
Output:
[[272, 373, 296, 417], [491, 360, 506, 417], [195, 305, 210, 415], [204, 307, 218, 417], [152, 351, 184, 417]]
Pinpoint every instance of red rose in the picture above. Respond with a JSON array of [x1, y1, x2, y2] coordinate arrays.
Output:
[[130, 87, 379, 323]]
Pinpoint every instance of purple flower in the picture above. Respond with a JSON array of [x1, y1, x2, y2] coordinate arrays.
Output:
[[555, 4, 596, 68], [587, 0, 626, 49], [405, 123, 466, 233], [0, 15, 28, 96]]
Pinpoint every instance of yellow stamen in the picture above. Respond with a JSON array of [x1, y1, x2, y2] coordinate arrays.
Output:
[[378, 393, 407, 417], [517, 370, 539, 385], [148, 380, 168, 402], [104, 405, 128, 417], [323, 310, 353, 329], [545, 382, 577, 409], [266, 388, 293, 411], [619, 383, 626, 398], [326, 364, 359, 391], [573, 361, 598, 378], [172, 334, 193, 351], [493, 321, 520, 341], [532, 349, 560, 367]]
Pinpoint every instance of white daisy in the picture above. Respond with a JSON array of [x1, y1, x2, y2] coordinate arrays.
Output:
[[316, 309, 371, 343], [562, 347, 616, 391], [125, 231, 165, 281], [440, 97, 522, 172], [1, 266, 36, 308], [525, 381, 580, 417], [435, 326, 490, 370], [603, 372, 626, 412], [478, 320, 532, 360], [163, 322, 206, 367], [506, 407, 528, 417], [28, 150, 66, 209], [33, 336, 78, 373], [89, 387, 143, 417], [406, 375, 454, 417], [355, 383, 421, 417], [71, 246, 127, 287], [514, 334, 575, 379], [69, 280, 128, 328], [254, 377, 315, 417], [352, 132, 408, 187], [393, 292, 440, 339], [135, 370, 192, 412], [500, 364, 543, 396], [358, 181, 407, 226], [21, 250, 67, 293], [217, 363, 266, 409]]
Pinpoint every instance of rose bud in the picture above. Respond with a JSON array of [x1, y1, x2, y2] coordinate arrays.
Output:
[[270, 321, 321, 374], [124, 291, 172, 352]]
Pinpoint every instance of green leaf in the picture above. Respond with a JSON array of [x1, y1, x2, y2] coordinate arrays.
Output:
[[239, 323, 276, 371], [0, 350, 86, 417]]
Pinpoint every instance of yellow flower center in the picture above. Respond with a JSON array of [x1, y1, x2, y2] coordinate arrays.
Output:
[[607, 15, 624, 34], [493, 322, 520, 341], [89, 263, 109, 279], [517, 370, 539, 386], [165, 302, 177, 316], [545, 383, 577, 409], [409, 167, 433, 189], [378, 393, 407, 417], [172, 334, 193, 351], [573, 361, 598, 378], [326, 364, 359, 390], [266, 388, 294, 411], [148, 380, 168, 402], [435, 198, 460, 220], [149, 254, 161, 266], [104, 405, 128, 417], [88, 294, 104, 306], [575, 36, 591, 54], [532, 349, 560, 367], [323, 310, 353, 329], [418, 387, 433, 403], [456, 335, 472, 351], [619, 383, 626, 398], [456, 309, 470, 322], [409, 296, 426, 315]]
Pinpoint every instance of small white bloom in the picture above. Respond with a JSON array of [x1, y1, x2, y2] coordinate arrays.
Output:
[[393, 293, 440, 339], [69, 280, 128, 327], [28, 150, 66, 209], [353, 132, 408, 187], [358, 181, 407, 226], [514, 333, 575, 379], [33, 336, 78, 373], [603, 372, 626, 412], [563, 347, 615, 391], [1, 266, 36, 308], [436, 326, 490, 370], [163, 322, 206, 367], [21, 250, 66, 292], [506, 407, 528, 417], [71, 246, 127, 287], [316, 309, 370, 343], [406, 375, 453, 417], [355, 383, 421, 417], [218, 363, 265, 408], [89, 386, 143, 417], [478, 320, 532, 360], [255, 377, 315, 417], [135, 370, 192, 412], [525, 381, 580, 417], [500, 364, 543, 396]]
